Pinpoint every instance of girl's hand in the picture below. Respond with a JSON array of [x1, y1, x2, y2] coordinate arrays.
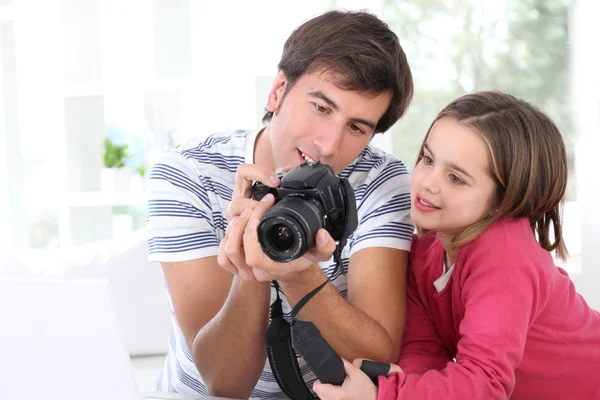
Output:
[[312, 359, 404, 400]]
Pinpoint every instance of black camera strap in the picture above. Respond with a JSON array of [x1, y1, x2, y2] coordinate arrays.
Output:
[[265, 242, 345, 400]]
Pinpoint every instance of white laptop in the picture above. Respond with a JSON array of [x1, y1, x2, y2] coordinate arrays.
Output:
[[0, 276, 234, 400]]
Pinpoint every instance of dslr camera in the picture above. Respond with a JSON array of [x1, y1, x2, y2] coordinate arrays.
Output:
[[251, 161, 358, 262]]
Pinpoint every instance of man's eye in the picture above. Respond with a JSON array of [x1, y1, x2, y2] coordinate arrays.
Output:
[[314, 103, 329, 113], [349, 123, 364, 133]]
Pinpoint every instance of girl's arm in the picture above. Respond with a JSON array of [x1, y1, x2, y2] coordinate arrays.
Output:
[[397, 270, 453, 374], [378, 251, 537, 400]]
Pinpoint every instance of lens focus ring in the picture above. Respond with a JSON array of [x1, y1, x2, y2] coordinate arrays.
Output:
[[257, 196, 326, 262]]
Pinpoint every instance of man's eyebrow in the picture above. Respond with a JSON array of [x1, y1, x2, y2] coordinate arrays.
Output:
[[309, 91, 339, 110], [308, 90, 377, 130], [423, 143, 475, 181]]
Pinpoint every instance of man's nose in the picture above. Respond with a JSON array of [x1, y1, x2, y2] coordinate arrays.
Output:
[[313, 126, 344, 157]]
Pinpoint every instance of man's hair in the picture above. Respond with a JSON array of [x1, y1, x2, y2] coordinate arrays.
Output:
[[262, 10, 413, 134], [416, 91, 569, 261]]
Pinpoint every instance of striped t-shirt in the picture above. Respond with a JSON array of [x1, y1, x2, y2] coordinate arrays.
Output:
[[147, 128, 413, 399]]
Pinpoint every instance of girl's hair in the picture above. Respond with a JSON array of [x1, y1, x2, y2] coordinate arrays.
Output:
[[416, 91, 569, 261]]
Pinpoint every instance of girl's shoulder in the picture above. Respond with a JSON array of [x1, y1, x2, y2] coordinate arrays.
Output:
[[410, 232, 445, 274], [457, 218, 552, 273], [411, 231, 441, 255], [462, 218, 534, 253]]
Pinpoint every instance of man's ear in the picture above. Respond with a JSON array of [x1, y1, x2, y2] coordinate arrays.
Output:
[[265, 70, 287, 113]]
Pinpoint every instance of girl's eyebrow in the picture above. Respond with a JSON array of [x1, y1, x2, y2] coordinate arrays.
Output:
[[424, 143, 475, 181]]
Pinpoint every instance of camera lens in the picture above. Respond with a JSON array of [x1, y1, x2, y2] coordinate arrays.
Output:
[[257, 196, 326, 262], [268, 224, 295, 251]]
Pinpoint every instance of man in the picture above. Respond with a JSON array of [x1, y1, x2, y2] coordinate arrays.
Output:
[[147, 10, 414, 399]]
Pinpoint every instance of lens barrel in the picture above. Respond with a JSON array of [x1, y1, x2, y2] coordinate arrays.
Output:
[[257, 196, 326, 262]]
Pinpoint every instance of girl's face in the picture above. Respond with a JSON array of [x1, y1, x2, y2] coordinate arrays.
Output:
[[410, 116, 497, 240]]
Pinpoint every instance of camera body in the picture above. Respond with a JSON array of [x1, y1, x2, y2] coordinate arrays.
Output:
[[251, 161, 358, 262]]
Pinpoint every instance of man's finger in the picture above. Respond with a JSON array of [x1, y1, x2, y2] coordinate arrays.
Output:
[[217, 224, 239, 276], [243, 194, 275, 235], [224, 215, 255, 280], [234, 163, 281, 198], [224, 198, 256, 221], [275, 164, 294, 174], [307, 229, 337, 262]]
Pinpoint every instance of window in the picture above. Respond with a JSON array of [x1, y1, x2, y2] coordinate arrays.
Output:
[[2, 1, 598, 309], [386, 0, 575, 254], [383, 0, 600, 308]]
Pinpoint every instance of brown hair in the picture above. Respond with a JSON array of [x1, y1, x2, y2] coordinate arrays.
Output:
[[262, 10, 413, 134], [416, 91, 569, 261]]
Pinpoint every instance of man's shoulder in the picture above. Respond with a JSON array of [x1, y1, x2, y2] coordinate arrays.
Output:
[[150, 129, 254, 187], [157, 129, 255, 178], [345, 144, 410, 188], [175, 129, 253, 160]]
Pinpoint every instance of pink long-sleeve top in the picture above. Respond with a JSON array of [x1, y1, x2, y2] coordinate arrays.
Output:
[[378, 218, 600, 400]]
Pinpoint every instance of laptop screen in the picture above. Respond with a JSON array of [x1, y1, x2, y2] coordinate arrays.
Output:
[[0, 276, 139, 400]]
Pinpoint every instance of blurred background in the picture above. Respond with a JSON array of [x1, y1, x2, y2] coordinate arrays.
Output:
[[3, 0, 597, 277], [1, 0, 598, 390]]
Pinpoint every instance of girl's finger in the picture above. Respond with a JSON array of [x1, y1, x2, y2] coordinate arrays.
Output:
[[312, 380, 341, 400]]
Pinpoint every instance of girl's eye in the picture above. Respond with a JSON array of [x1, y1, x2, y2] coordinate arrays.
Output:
[[449, 174, 465, 185], [422, 155, 433, 165]]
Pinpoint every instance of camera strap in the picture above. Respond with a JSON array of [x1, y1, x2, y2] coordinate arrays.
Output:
[[265, 242, 345, 400]]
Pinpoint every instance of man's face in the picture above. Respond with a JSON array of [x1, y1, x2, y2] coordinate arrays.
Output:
[[262, 69, 391, 174]]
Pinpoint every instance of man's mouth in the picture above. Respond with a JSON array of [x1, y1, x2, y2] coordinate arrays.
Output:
[[298, 150, 317, 163]]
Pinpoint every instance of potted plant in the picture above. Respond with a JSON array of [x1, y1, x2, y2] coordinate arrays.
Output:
[[101, 137, 131, 191], [129, 164, 148, 192]]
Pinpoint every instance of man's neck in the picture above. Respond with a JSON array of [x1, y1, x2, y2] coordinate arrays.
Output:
[[253, 126, 275, 170]]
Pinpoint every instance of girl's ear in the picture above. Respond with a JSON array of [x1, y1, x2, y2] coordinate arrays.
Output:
[[265, 70, 287, 113]]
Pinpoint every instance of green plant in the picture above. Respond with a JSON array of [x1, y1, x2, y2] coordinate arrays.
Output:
[[103, 137, 130, 168], [135, 164, 147, 177]]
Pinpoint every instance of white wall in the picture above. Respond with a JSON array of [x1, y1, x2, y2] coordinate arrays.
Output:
[[571, 0, 600, 310]]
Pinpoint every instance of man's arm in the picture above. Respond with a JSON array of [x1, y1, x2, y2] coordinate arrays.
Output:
[[149, 157, 286, 398], [278, 247, 408, 363], [161, 257, 271, 399]]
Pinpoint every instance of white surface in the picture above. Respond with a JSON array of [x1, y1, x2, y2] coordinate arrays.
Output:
[[131, 355, 165, 392], [0, 5, 14, 21], [0, 277, 140, 400], [66, 190, 147, 206], [571, 0, 600, 311], [1, 229, 171, 356]]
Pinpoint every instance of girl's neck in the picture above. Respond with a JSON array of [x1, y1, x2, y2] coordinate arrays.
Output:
[[438, 233, 458, 272]]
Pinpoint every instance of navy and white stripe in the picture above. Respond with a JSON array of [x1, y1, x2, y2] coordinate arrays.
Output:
[[147, 129, 413, 398]]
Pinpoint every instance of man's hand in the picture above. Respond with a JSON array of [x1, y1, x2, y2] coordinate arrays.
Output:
[[218, 163, 336, 282], [243, 223, 336, 282], [218, 163, 280, 279], [312, 359, 404, 400]]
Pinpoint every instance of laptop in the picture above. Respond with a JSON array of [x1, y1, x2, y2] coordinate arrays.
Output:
[[0, 276, 235, 400]]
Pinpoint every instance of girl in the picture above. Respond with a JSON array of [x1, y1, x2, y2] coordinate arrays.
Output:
[[313, 91, 600, 399]]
